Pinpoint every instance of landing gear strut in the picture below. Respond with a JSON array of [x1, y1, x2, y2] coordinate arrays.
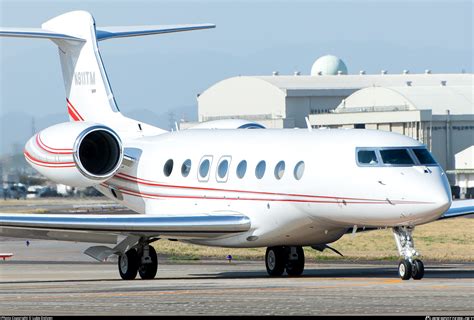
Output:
[[118, 239, 158, 280], [265, 246, 305, 277], [393, 226, 424, 280]]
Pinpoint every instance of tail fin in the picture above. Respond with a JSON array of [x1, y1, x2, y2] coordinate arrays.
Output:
[[41, 11, 119, 123], [1, 11, 214, 133]]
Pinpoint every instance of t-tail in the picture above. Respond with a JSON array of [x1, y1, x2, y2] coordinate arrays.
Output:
[[0, 10, 214, 136]]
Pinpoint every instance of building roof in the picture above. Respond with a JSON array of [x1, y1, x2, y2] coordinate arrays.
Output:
[[201, 74, 472, 96], [253, 73, 472, 91], [198, 73, 473, 115], [334, 85, 472, 115]]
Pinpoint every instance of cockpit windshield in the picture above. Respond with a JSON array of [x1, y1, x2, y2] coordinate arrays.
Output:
[[356, 147, 438, 167], [357, 150, 379, 165], [412, 148, 437, 165], [380, 149, 414, 165]]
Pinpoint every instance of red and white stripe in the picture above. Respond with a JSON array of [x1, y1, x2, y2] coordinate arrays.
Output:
[[67, 98, 84, 121], [111, 173, 431, 205], [24, 150, 75, 168], [35, 133, 73, 155]]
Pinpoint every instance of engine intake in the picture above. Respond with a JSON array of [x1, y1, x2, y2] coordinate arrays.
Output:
[[75, 127, 122, 179]]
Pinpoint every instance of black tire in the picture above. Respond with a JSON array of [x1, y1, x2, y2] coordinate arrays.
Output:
[[118, 249, 139, 280], [398, 259, 412, 280], [286, 246, 305, 276], [138, 246, 158, 280], [412, 259, 424, 280], [265, 247, 286, 277]]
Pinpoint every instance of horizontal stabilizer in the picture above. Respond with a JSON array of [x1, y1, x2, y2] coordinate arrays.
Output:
[[0, 27, 85, 42], [96, 24, 215, 41]]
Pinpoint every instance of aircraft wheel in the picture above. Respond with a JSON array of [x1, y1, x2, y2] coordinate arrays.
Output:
[[118, 249, 139, 280], [139, 245, 158, 280], [398, 259, 412, 280], [265, 247, 286, 277], [411, 259, 424, 280], [286, 246, 305, 276]]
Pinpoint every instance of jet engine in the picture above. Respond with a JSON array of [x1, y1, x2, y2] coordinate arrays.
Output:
[[24, 122, 123, 187]]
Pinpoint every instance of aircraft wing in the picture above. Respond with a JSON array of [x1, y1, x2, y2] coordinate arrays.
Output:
[[0, 212, 251, 244], [438, 199, 474, 220]]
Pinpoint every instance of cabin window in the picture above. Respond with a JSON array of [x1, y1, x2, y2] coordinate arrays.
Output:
[[163, 159, 174, 177], [255, 160, 266, 179], [380, 149, 414, 165], [274, 161, 285, 180], [412, 148, 437, 165], [198, 156, 212, 181], [236, 160, 247, 179], [181, 159, 192, 177], [216, 156, 231, 182], [357, 150, 379, 165], [294, 161, 305, 180]]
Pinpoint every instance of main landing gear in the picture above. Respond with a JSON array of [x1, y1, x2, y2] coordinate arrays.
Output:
[[118, 240, 158, 280], [393, 226, 425, 280], [265, 246, 305, 277]]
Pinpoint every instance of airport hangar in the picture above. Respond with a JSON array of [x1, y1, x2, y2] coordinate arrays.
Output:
[[180, 55, 473, 196]]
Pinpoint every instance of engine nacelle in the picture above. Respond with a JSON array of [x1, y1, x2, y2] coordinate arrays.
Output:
[[24, 122, 123, 187]]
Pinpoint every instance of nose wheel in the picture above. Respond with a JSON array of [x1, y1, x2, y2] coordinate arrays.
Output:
[[393, 226, 425, 280]]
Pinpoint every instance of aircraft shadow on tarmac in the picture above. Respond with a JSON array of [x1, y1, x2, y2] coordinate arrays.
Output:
[[1, 265, 473, 284], [199, 266, 474, 280]]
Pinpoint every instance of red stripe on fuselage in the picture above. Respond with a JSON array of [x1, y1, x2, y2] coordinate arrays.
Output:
[[114, 172, 413, 203], [101, 182, 422, 204], [105, 179, 431, 205]]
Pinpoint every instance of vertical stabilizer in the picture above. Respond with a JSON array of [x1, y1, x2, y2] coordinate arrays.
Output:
[[42, 11, 119, 122]]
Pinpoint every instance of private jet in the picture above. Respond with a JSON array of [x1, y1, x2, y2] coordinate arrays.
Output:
[[1, 11, 472, 281]]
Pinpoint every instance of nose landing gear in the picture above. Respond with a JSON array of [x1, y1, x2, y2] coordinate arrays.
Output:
[[393, 226, 425, 280]]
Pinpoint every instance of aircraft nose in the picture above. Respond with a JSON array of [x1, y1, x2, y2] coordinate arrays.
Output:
[[432, 182, 451, 214], [420, 168, 452, 220]]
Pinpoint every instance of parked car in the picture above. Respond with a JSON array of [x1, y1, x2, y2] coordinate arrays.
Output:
[[6, 184, 27, 200]]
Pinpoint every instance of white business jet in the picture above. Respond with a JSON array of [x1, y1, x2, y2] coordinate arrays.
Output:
[[1, 11, 473, 281]]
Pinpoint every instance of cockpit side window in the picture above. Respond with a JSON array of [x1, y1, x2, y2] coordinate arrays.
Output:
[[412, 148, 437, 165], [357, 150, 379, 165], [380, 149, 414, 165]]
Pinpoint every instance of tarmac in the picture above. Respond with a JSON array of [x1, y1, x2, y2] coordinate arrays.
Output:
[[0, 238, 473, 316]]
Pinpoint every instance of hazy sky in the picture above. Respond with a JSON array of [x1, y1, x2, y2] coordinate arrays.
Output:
[[0, 0, 472, 154]]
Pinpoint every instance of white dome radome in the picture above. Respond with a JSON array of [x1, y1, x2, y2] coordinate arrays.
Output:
[[311, 55, 348, 76]]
